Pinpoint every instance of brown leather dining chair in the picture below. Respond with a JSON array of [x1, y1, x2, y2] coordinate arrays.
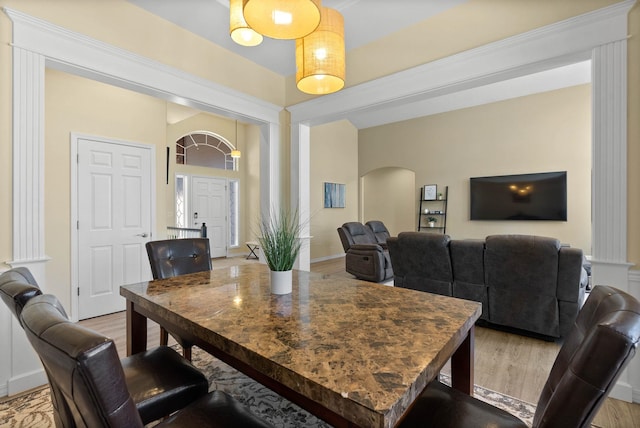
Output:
[[399, 285, 640, 428], [0, 268, 210, 425], [146, 238, 213, 360], [20, 293, 273, 428], [0, 267, 42, 326]]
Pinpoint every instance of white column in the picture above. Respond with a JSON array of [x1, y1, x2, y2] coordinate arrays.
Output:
[[591, 39, 634, 402], [259, 120, 281, 231], [291, 122, 311, 271], [2, 47, 48, 396]]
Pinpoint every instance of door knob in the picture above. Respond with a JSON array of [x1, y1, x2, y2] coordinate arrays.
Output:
[[136, 233, 148, 238]]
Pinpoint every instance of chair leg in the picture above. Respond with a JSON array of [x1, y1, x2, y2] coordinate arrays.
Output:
[[183, 346, 192, 361], [160, 327, 169, 346]]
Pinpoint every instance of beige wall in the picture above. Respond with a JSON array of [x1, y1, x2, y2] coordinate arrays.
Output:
[[44, 71, 264, 306], [310, 120, 359, 260], [45, 69, 168, 308], [362, 168, 415, 236], [359, 85, 592, 253], [1, 0, 285, 106]]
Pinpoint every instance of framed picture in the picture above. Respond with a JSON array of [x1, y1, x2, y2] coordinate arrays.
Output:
[[423, 184, 437, 200], [324, 182, 345, 208]]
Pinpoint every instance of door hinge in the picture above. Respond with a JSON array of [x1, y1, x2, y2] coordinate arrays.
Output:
[[77, 287, 80, 296], [77, 220, 79, 230], [77, 153, 79, 163]]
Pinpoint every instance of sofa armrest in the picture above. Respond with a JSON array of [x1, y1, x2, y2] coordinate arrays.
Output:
[[349, 244, 384, 253], [558, 247, 586, 302], [345, 247, 388, 282]]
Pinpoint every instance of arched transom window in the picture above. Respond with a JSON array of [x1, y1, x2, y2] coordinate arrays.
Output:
[[176, 131, 237, 171]]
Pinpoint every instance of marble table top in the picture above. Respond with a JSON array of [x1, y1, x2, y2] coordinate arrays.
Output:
[[121, 264, 481, 428]]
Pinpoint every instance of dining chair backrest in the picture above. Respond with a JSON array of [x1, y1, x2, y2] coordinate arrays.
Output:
[[21, 294, 145, 428], [0, 268, 42, 326], [146, 238, 212, 280], [0, 269, 77, 427], [532, 285, 640, 427]]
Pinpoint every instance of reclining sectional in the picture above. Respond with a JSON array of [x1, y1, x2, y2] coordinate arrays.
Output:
[[387, 232, 588, 339], [337, 221, 394, 283]]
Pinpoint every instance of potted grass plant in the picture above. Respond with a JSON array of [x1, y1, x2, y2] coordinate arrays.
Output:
[[427, 216, 437, 227], [259, 208, 302, 294]]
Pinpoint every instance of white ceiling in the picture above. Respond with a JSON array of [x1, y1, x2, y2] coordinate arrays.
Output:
[[127, 0, 469, 76]]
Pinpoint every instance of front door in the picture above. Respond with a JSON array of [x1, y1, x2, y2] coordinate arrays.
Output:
[[77, 137, 153, 319], [191, 176, 227, 258]]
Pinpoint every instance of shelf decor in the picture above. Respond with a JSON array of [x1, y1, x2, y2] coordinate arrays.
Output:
[[423, 184, 437, 201], [419, 185, 448, 234]]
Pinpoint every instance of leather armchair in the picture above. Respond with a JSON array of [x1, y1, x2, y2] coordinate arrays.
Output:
[[337, 222, 393, 283], [400, 285, 640, 428], [365, 220, 390, 249], [0, 268, 211, 426], [146, 238, 212, 359], [20, 294, 273, 428]]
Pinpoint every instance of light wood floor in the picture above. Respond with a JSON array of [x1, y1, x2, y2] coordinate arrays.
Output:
[[80, 256, 640, 428]]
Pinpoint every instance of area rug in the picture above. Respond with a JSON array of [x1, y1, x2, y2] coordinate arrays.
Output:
[[0, 347, 536, 428]]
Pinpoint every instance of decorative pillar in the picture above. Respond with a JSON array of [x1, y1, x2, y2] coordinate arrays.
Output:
[[5, 46, 48, 395], [291, 122, 311, 271], [259, 120, 281, 235], [591, 39, 634, 401]]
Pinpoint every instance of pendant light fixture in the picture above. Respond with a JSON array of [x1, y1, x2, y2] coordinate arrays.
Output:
[[231, 120, 241, 159], [295, 7, 344, 95], [242, 0, 322, 40], [230, 0, 263, 46]]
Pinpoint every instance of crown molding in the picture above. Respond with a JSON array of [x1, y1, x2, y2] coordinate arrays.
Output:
[[3, 7, 282, 126], [288, 0, 635, 129]]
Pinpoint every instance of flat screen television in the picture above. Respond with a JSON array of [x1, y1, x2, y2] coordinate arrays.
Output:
[[470, 171, 567, 221]]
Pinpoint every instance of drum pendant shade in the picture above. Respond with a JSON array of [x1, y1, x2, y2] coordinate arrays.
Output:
[[243, 0, 322, 40], [230, 0, 263, 46], [295, 7, 345, 95]]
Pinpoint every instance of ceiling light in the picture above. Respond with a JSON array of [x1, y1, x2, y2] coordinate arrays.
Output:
[[231, 120, 241, 159], [242, 0, 321, 40], [295, 7, 344, 95], [230, 0, 263, 46]]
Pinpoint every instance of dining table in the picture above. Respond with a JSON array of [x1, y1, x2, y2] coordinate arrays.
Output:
[[120, 263, 482, 428]]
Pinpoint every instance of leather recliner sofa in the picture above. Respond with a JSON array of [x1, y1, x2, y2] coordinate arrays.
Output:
[[387, 232, 588, 339], [337, 221, 394, 283]]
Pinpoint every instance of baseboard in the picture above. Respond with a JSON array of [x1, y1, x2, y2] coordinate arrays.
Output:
[[311, 253, 345, 263], [7, 368, 47, 396], [609, 380, 634, 403]]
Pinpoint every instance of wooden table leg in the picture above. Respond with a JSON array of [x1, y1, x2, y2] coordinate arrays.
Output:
[[126, 300, 148, 356], [451, 325, 475, 395]]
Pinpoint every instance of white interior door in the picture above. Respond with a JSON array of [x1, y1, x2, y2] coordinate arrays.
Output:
[[77, 138, 152, 319], [191, 176, 227, 258]]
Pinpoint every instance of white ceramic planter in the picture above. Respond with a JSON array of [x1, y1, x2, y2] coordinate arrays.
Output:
[[270, 270, 293, 295]]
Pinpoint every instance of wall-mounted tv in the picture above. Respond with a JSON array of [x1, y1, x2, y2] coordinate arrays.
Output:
[[470, 171, 567, 221]]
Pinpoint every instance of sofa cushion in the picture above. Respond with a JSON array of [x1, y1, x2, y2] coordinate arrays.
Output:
[[450, 240, 488, 320], [485, 235, 561, 337], [342, 222, 378, 246], [387, 232, 453, 295]]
